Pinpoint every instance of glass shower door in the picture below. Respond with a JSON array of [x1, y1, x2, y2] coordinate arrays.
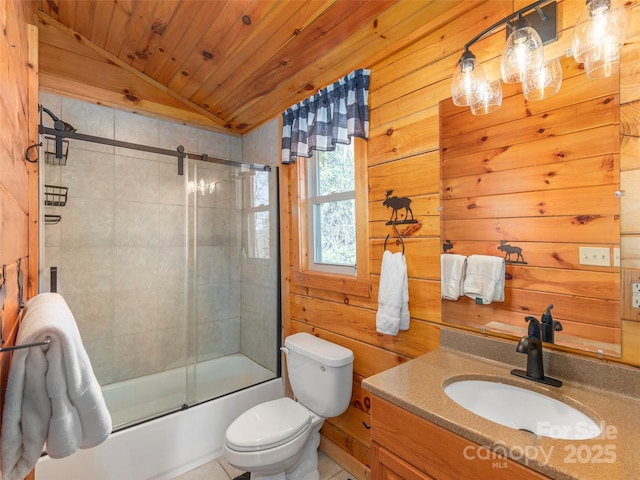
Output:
[[41, 130, 190, 429], [185, 159, 279, 408]]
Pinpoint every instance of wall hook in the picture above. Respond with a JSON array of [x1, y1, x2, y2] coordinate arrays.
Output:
[[25, 142, 41, 163], [384, 223, 405, 254]]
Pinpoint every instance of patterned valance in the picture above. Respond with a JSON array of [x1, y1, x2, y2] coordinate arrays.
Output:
[[281, 68, 370, 164]]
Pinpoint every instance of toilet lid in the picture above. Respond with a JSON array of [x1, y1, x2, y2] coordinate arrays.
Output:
[[226, 397, 312, 452]]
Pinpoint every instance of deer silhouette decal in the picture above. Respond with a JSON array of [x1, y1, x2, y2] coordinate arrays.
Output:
[[498, 240, 527, 264], [383, 189, 416, 224]]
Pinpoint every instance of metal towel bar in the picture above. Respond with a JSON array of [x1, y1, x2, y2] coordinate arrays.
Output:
[[0, 336, 51, 353]]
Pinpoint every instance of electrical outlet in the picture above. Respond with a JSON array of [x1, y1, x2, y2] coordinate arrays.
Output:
[[614, 247, 620, 267], [579, 247, 611, 267], [633, 295, 640, 309], [633, 282, 640, 293]]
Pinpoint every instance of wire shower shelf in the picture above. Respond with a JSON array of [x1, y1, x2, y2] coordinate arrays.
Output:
[[44, 185, 68, 207], [44, 136, 69, 166]]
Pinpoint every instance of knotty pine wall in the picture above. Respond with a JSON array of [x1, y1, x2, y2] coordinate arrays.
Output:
[[0, 5, 38, 480], [281, 1, 640, 479]]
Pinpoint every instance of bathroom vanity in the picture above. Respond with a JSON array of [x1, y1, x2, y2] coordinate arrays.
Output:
[[363, 332, 640, 480], [370, 395, 547, 479]]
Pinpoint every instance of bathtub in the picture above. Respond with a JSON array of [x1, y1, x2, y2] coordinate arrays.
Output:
[[36, 354, 283, 480], [101, 353, 278, 428]]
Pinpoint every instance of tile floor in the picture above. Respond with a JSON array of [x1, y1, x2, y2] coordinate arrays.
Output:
[[172, 452, 354, 480]]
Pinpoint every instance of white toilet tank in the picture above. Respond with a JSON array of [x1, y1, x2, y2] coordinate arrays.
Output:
[[284, 333, 354, 418]]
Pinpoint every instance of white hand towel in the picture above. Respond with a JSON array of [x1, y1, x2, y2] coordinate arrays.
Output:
[[2, 293, 112, 480], [463, 254, 505, 305], [376, 250, 410, 335], [440, 254, 467, 300]]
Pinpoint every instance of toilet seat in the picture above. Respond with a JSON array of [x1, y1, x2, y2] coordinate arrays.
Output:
[[225, 397, 312, 452]]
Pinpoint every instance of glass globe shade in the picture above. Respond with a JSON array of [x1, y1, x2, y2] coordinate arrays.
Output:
[[572, 0, 627, 78], [523, 58, 562, 101], [470, 80, 503, 115], [501, 24, 544, 84], [451, 52, 487, 107]]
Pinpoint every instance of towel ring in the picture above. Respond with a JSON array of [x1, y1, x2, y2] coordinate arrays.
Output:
[[384, 224, 405, 254]]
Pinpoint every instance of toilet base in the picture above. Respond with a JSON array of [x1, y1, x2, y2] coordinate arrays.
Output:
[[247, 419, 322, 480], [284, 421, 321, 480]]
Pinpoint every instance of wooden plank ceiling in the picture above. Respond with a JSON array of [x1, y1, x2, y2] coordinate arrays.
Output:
[[36, 0, 468, 134]]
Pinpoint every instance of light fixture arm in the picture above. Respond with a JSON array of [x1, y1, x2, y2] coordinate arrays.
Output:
[[534, 6, 548, 22], [463, 0, 551, 50]]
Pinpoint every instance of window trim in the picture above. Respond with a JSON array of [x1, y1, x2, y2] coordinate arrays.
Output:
[[291, 139, 370, 297]]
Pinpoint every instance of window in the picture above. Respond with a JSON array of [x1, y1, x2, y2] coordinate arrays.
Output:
[[244, 170, 270, 259], [292, 139, 370, 297], [307, 143, 356, 275]]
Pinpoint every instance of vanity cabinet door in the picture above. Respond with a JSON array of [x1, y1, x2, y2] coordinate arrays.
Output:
[[372, 443, 435, 480], [370, 395, 550, 480]]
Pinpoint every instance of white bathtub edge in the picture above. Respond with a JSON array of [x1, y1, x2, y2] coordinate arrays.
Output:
[[36, 378, 284, 480]]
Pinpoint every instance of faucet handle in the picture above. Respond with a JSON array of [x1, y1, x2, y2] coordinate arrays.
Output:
[[524, 315, 541, 340]]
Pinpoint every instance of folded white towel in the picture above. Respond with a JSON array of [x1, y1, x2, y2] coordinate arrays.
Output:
[[1, 293, 112, 480], [463, 255, 505, 305], [376, 250, 410, 335], [441, 254, 467, 300]]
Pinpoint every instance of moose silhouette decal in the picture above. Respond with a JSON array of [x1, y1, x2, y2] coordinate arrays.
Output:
[[498, 240, 527, 264], [443, 240, 453, 253], [383, 190, 417, 225]]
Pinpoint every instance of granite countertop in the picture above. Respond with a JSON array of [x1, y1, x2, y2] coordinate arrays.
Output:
[[363, 343, 640, 480]]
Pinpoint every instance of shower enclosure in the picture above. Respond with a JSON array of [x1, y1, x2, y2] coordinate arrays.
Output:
[[39, 96, 280, 430]]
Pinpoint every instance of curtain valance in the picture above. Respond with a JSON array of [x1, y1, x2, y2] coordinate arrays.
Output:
[[281, 68, 370, 164]]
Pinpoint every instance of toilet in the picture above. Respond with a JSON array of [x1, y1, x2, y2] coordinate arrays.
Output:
[[223, 333, 354, 480]]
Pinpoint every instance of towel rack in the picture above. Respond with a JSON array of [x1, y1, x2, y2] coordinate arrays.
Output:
[[0, 336, 51, 353], [384, 223, 405, 255]]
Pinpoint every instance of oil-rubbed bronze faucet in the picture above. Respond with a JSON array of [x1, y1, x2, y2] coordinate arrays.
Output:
[[511, 315, 563, 387], [540, 304, 563, 344]]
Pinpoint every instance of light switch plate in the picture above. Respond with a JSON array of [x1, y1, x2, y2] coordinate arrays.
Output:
[[579, 247, 611, 267]]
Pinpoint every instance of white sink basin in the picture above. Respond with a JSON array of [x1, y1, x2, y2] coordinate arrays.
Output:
[[444, 379, 602, 440]]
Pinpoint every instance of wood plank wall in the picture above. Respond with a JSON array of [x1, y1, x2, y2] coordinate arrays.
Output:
[[440, 59, 621, 351], [282, 1, 640, 479], [620, 4, 640, 363], [0, 3, 38, 478]]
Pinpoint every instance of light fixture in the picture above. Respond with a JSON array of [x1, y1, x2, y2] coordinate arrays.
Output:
[[501, 14, 544, 84], [523, 57, 562, 101], [451, 1, 558, 115], [451, 48, 487, 107], [451, 0, 628, 114], [572, 0, 628, 79]]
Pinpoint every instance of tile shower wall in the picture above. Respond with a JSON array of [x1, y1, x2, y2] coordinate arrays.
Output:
[[40, 92, 245, 385]]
